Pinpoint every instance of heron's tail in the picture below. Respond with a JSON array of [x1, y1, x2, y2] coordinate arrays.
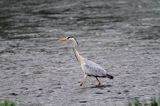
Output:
[[106, 74, 114, 79]]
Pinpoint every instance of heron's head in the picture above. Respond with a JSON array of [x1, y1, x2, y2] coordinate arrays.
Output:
[[58, 35, 78, 48]]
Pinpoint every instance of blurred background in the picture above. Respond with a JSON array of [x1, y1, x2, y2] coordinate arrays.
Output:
[[0, 0, 160, 106]]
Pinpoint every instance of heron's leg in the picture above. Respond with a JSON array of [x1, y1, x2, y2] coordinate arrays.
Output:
[[95, 77, 101, 86], [80, 74, 87, 86]]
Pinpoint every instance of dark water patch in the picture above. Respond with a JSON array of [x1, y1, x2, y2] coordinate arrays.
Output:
[[124, 89, 129, 93], [90, 84, 112, 89], [75, 15, 125, 23], [47, 90, 54, 93], [79, 100, 88, 103], [107, 90, 111, 92], [35, 7, 71, 15], [103, 41, 129, 48], [33, 71, 43, 75], [117, 92, 122, 94], [132, 26, 160, 40], [86, 27, 105, 31], [84, 3, 111, 9], [54, 86, 62, 89], [9, 92, 18, 96], [21, 0, 54, 6], [36, 94, 42, 97], [140, 34, 160, 40], [40, 14, 66, 20], [20, 87, 28, 90], [7, 36, 32, 40], [78, 84, 112, 93], [4, 66, 17, 70], [0, 21, 14, 40], [0, 49, 15, 54], [95, 91, 103, 94]]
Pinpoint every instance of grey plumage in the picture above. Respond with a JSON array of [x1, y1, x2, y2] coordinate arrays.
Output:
[[81, 58, 113, 79]]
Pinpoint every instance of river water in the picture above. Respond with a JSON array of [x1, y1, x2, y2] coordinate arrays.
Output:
[[0, 0, 160, 106]]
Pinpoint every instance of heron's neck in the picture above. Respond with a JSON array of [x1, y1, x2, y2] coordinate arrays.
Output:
[[70, 38, 84, 64], [73, 48, 84, 64], [71, 38, 78, 49]]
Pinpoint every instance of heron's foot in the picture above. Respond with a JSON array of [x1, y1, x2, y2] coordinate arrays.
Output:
[[79, 75, 87, 86], [97, 82, 101, 86], [80, 82, 84, 86], [95, 77, 101, 87]]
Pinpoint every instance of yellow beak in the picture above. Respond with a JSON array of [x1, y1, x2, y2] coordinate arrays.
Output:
[[58, 36, 68, 44]]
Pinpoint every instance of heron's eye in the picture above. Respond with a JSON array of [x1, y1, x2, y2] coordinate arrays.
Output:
[[67, 36, 70, 39], [67, 36, 74, 39]]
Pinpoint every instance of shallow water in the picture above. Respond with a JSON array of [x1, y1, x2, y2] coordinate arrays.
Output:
[[0, 0, 160, 106]]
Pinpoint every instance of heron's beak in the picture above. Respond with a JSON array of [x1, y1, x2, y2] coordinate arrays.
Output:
[[58, 36, 68, 44]]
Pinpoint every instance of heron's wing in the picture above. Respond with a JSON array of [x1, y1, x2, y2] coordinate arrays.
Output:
[[81, 59, 107, 77]]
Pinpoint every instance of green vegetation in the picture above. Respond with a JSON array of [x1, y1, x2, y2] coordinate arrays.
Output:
[[151, 98, 159, 106], [0, 100, 16, 106], [129, 98, 160, 106], [0, 98, 159, 106]]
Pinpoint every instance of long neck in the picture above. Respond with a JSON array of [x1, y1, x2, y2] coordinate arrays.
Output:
[[71, 38, 78, 49], [73, 48, 84, 64], [71, 38, 84, 64]]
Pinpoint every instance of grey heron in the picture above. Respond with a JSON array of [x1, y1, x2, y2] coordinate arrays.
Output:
[[58, 36, 114, 86]]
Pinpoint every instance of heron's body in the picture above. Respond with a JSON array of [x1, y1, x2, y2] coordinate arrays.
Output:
[[81, 59, 107, 77], [58, 36, 113, 86]]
